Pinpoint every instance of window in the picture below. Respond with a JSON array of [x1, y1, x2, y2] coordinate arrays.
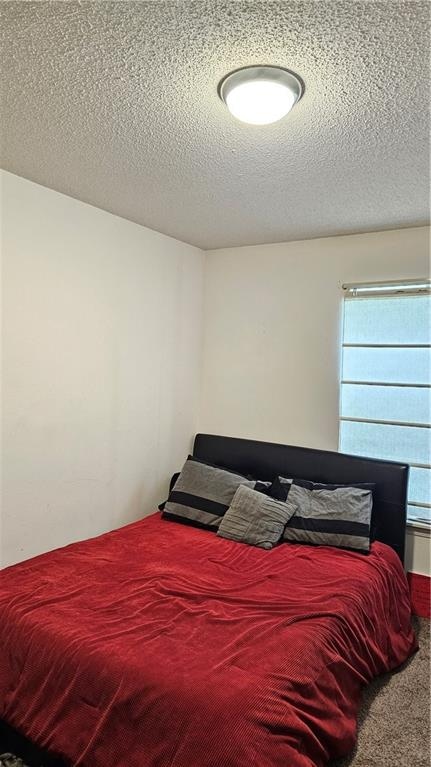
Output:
[[339, 279, 431, 526]]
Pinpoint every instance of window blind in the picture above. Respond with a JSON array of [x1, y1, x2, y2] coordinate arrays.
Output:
[[339, 279, 431, 526]]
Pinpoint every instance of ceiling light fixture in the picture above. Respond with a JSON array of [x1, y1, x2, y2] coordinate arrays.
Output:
[[218, 65, 304, 125]]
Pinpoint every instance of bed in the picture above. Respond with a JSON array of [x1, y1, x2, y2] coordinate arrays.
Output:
[[0, 434, 416, 766]]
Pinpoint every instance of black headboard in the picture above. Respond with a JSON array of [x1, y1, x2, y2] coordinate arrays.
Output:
[[193, 433, 409, 564]]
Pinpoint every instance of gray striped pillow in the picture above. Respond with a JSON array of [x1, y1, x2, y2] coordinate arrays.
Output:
[[273, 477, 373, 553], [218, 485, 297, 549], [162, 456, 255, 531]]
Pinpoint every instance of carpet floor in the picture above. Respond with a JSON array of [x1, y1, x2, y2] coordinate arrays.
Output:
[[332, 616, 430, 767], [1, 618, 429, 767]]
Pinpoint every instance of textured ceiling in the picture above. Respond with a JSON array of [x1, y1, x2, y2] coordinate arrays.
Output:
[[1, 1, 430, 249]]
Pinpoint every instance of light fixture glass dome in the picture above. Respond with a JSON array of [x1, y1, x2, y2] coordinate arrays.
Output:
[[218, 65, 303, 125]]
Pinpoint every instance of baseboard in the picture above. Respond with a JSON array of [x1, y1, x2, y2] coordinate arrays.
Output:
[[408, 572, 431, 619]]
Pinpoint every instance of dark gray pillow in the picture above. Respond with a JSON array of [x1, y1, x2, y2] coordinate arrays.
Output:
[[162, 456, 255, 531], [217, 485, 297, 550], [272, 476, 373, 553]]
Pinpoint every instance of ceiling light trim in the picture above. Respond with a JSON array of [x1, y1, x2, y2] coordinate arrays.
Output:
[[218, 64, 305, 125]]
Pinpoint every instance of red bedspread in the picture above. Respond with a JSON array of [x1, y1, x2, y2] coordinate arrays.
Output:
[[0, 512, 416, 767]]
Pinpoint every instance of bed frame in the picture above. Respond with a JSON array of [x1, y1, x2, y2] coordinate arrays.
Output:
[[0, 433, 409, 764]]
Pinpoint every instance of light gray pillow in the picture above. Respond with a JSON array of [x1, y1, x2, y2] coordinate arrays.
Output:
[[276, 477, 373, 553], [217, 484, 297, 550]]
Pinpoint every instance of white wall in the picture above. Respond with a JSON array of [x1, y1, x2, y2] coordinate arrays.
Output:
[[2, 175, 429, 575], [1, 171, 204, 567], [200, 227, 430, 574]]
